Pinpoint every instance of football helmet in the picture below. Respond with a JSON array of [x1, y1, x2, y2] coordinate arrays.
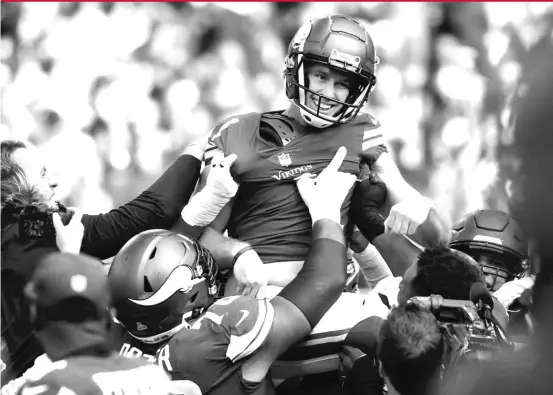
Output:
[[284, 14, 379, 128], [108, 230, 218, 344], [449, 209, 528, 292]]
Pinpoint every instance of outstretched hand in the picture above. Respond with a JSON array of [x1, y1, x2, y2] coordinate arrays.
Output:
[[384, 199, 433, 236], [53, 208, 84, 254]]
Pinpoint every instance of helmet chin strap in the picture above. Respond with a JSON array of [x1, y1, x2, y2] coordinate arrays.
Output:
[[299, 107, 333, 128]]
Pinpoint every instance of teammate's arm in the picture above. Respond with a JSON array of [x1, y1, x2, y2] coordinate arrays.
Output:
[[372, 152, 451, 248], [198, 227, 251, 270], [241, 148, 355, 383], [173, 115, 240, 236], [193, 161, 235, 233], [171, 152, 237, 239]]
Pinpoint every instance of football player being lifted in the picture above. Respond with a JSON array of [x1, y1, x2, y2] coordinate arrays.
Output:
[[188, 14, 450, 296], [110, 148, 357, 395]]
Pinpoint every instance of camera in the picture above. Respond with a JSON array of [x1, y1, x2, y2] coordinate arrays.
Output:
[[19, 202, 72, 240], [407, 288, 514, 380]]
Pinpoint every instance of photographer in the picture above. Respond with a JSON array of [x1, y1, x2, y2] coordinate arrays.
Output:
[[338, 247, 509, 395], [396, 247, 508, 327], [378, 303, 444, 395], [1, 139, 204, 381], [337, 303, 443, 395]]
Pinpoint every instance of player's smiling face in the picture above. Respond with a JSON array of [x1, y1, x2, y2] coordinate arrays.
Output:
[[305, 63, 352, 118]]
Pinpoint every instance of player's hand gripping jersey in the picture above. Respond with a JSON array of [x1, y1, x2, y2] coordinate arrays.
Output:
[[205, 111, 386, 263], [152, 295, 274, 395]]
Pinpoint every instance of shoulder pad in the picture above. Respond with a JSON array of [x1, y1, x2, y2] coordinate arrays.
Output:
[[360, 113, 385, 151], [205, 113, 262, 162], [209, 113, 261, 140], [261, 113, 297, 133]]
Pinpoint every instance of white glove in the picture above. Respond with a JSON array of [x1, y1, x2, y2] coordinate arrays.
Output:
[[181, 153, 238, 227], [493, 275, 535, 310], [204, 152, 239, 197], [296, 146, 357, 224], [52, 208, 84, 254], [385, 198, 433, 236]]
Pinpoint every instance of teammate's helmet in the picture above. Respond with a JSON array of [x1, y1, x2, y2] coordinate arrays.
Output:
[[108, 230, 218, 344], [284, 14, 379, 129], [449, 209, 528, 292]]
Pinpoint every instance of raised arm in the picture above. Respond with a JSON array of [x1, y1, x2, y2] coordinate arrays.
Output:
[[190, 160, 235, 234], [175, 151, 244, 271], [79, 144, 204, 260], [171, 153, 238, 239], [362, 152, 451, 248], [187, 116, 242, 234]]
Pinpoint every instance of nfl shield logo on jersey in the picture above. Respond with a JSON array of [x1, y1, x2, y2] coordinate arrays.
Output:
[[278, 153, 292, 167]]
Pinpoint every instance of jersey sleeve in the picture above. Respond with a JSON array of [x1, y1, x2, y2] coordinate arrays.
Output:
[[205, 117, 241, 164], [362, 115, 388, 167], [206, 296, 275, 363]]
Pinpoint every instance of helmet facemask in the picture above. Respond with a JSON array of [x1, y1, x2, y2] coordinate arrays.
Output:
[[285, 51, 376, 129], [470, 251, 527, 292]]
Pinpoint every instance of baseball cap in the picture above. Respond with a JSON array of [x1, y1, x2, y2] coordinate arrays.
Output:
[[25, 252, 110, 315]]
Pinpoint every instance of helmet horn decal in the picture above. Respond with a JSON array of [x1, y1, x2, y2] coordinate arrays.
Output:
[[128, 265, 198, 307]]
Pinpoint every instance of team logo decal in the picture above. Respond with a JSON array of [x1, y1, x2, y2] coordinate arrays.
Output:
[[278, 153, 292, 167]]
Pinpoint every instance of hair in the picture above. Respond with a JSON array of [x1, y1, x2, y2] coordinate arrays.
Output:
[[1, 140, 41, 226], [378, 303, 444, 395], [413, 247, 485, 300]]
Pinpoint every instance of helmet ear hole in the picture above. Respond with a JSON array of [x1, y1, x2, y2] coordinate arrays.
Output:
[[144, 276, 153, 293]]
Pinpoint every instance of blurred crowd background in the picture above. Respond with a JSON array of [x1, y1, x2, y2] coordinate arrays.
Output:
[[2, 2, 553, 224]]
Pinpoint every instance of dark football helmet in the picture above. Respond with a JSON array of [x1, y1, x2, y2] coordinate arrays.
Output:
[[108, 230, 218, 344], [449, 209, 528, 292], [284, 14, 379, 128]]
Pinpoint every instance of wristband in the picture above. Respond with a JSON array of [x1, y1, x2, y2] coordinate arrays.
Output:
[[231, 245, 254, 267], [312, 219, 346, 247], [181, 185, 233, 227]]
